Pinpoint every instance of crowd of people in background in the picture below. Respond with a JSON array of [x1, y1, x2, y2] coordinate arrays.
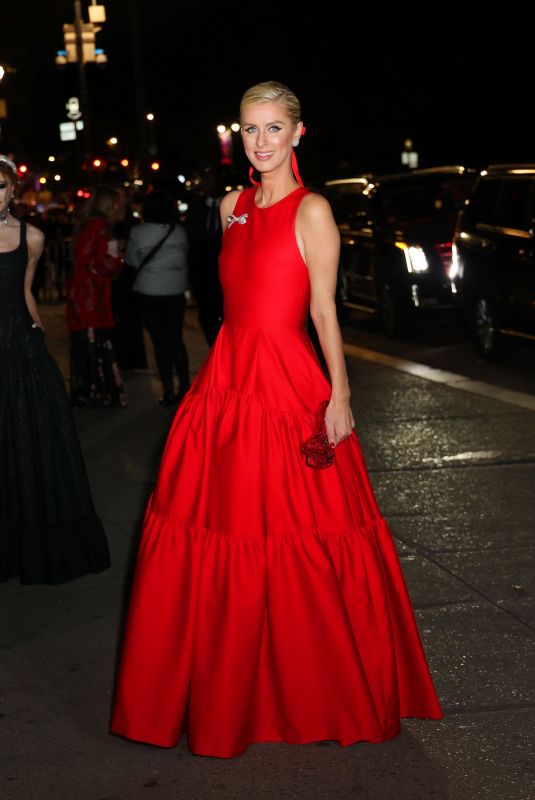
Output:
[[13, 173, 226, 409]]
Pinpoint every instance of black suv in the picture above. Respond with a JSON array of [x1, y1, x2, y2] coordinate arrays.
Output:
[[451, 164, 535, 358], [324, 166, 476, 335]]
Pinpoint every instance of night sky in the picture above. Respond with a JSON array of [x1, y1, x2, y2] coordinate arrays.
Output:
[[1, 2, 533, 184]]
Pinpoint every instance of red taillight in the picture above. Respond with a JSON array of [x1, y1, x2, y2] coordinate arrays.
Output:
[[435, 241, 452, 273]]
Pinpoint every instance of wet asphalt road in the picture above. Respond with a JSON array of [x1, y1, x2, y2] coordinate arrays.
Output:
[[341, 309, 535, 398], [1, 303, 534, 800]]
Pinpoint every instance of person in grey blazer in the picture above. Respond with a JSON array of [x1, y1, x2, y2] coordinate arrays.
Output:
[[126, 191, 190, 406]]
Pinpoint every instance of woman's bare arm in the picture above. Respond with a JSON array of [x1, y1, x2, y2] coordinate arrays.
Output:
[[24, 224, 45, 329], [296, 193, 355, 445], [219, 190, 242, 231]]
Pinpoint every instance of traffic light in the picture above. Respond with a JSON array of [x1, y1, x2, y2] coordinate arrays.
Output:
[[62, 22, 98, 64], [150, 161, 160, 171]]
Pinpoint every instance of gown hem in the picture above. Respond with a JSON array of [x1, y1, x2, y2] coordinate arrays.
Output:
[[110, 713, 445, 759]]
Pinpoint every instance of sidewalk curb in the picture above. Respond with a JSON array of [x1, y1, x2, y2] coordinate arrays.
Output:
[[343, 343, 535, 414]]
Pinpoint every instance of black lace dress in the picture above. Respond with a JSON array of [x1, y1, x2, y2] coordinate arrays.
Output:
[[0, 222, 110, 584]]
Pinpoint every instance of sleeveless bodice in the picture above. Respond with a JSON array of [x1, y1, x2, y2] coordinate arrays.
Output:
[[0, 221, 45, 356], [0, 221, 29, 320], [218, 187, 310, 328]]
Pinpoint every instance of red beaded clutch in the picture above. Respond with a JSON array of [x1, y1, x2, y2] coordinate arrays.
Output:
[[301, 400, 335, 469]]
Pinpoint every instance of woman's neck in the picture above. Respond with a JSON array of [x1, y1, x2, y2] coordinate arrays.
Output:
[[255, 172, 299, 209]]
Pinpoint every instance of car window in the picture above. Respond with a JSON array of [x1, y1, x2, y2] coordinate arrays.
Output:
[[325, 183, 371, 228], [381, 185, 425, 224], [380, 178, 474, 226], [467, 178, 504, 226], [496, 178, 535, 231]]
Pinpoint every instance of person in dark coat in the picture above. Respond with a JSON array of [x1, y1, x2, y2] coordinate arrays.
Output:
[[186, 169, 224, 346], [112, 185, 148, 370]]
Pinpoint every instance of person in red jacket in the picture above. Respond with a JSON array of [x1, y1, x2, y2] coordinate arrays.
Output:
[[67, 187, 128, 408]]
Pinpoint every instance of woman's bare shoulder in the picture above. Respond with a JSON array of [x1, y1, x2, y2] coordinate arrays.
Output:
[[300, 191, 333, 216], [220, 189, 244, 217], [25, 221, 45, 247], [298, 191, 336, 228]]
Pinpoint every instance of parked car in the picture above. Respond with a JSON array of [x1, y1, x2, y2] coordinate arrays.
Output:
[[323, 166, 477, 336], [450, 164, 535, 358]]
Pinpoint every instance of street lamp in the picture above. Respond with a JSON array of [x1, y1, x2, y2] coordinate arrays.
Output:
[[146, 114, 158, 157], [56, 2, 108, 156], [401, 138, 418, 169]]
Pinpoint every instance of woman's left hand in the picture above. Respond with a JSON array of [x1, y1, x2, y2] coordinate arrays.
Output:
[[325, 397, 355, 448]]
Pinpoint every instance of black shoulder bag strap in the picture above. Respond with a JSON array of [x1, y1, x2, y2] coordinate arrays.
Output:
[[137, 224, 175, 274]]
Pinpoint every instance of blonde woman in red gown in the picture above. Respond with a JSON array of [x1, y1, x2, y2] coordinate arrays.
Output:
[[110, 81, 443, 758]]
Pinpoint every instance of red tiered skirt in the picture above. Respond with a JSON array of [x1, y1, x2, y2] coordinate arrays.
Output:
[[111, 322, 443, 757]]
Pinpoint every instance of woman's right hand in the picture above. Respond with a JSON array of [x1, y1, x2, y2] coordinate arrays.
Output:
[[325, 396, 355, 447]]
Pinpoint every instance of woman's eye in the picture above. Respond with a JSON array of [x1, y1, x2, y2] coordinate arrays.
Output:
[[0, 183, 7, 189], [243, 126, 281, 134]]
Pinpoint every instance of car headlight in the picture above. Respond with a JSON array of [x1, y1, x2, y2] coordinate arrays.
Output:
[[449, 243, 460, 280], [395, 242, 429, 273]]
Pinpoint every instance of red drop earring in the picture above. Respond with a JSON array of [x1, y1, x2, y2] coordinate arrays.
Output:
[[248, 166, 260, 187]]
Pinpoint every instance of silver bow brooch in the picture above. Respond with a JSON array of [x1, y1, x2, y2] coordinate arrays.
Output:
[[226, 213, 249, 228]]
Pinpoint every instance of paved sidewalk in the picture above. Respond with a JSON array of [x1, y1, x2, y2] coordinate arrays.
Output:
[[1, 307, 534, 800]]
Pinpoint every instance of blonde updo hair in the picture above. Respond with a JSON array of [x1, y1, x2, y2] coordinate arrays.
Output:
[[240, 81, 301, 124]]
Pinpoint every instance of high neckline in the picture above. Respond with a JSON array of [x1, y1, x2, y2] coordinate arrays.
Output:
[[253, 186, 303, 210]]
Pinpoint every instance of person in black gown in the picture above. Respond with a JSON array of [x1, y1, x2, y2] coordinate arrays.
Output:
[[0, 155, 110, 584]]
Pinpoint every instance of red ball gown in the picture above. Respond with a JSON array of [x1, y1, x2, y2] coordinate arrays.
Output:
[[110, 187, 443, 758]]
